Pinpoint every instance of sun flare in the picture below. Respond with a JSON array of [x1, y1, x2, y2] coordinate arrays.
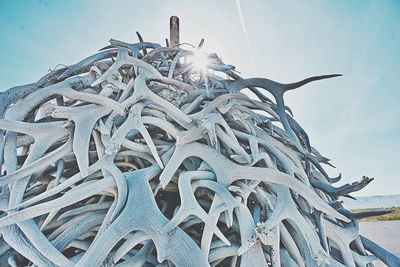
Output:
[[187, 49, 209, 73]]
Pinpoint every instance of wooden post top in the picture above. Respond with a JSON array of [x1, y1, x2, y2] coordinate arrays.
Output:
[[169, 16, 180, 48]]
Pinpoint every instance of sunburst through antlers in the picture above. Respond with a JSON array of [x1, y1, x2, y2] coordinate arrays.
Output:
[[0, 21, 399, 267]]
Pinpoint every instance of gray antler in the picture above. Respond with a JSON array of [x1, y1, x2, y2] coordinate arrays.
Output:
[[0, 27, 397, 267]]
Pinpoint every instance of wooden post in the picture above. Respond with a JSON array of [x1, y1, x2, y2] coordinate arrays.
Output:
[[169, 16, 179, 48]]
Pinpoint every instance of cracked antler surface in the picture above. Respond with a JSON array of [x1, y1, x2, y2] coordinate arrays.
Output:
[[0, 28, 399, 267]]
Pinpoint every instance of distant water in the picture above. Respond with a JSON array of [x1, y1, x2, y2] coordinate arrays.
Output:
[[359, 220, 400, 266]]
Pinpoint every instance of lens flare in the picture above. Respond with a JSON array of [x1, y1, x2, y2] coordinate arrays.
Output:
[[187, 50, 209, 73]]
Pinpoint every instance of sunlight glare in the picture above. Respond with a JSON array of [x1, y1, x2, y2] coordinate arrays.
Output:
[[187, 50, 209, 73]]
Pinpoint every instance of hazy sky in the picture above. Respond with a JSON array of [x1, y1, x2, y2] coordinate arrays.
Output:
[[0, 0, 399, 196]]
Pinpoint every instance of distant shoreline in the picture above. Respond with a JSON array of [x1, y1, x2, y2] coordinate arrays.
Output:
[[352, 208, 400, 222], [341, 194, 400, 210]]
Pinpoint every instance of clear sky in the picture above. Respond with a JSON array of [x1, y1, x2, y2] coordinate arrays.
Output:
[[0, 0, 399, 196]]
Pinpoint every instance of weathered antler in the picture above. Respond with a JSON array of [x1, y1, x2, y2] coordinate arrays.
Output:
[[0, 25, 397, 267]]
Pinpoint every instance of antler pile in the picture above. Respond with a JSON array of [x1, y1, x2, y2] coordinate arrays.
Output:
[[0, 32, 399, 267]]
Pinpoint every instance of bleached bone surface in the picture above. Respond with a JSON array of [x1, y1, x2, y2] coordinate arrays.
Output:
[[0, 33, 399, 267]]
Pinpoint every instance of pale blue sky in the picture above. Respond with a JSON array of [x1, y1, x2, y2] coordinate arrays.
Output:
[[0, 0, 399, 196]]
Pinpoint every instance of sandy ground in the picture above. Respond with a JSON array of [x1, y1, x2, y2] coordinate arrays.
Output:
[[359, 220, 400, 266]]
